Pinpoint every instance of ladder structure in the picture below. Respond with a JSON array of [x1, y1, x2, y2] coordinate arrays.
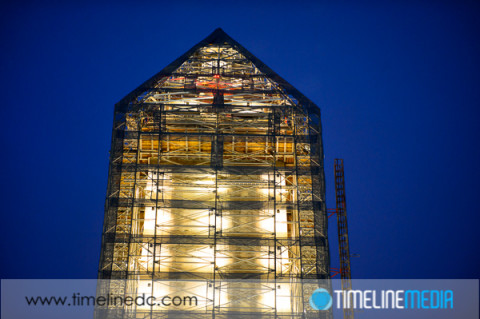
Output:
[[334, 159, 354, 319]]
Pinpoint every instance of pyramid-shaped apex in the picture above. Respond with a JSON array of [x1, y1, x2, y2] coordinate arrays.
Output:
[[204, 28, 233, 44], [212, 27, 227, 35], [117, 28, 319, 115]]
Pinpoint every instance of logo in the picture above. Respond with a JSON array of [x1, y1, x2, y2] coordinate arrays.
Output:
[[309, 288, 332, 310]]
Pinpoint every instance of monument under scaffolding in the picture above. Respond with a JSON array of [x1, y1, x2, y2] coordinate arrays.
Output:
[[96, 28, 331, 319]]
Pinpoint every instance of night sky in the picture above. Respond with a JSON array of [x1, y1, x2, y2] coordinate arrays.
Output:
[[1, 1, 479, 280]]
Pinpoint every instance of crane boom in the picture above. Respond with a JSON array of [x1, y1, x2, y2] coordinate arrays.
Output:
[[334, 159, 354, 319]]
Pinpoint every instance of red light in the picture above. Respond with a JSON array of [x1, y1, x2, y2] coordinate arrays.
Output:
[[213, 74, 220, 79]]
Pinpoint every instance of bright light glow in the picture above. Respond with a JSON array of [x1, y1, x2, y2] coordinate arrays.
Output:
[[152, 282, 170, 300], [143, 208, 156, 236], [143, 208, 171, 236], [197, 247, 214, 262], [260, 215, 274, 233], [136, 280, 154, 310], [261, 188, 270, 197], [261, 284, 291, 313], [276, 209, 288, 238], [215, 246, 231, 269], [194, 180, 215, 185], [156, 208, 171, 225]]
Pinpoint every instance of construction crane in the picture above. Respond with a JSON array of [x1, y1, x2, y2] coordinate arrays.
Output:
[[329, 159, 354, 319]]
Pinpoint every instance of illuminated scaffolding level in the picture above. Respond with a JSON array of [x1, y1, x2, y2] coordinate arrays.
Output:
[[97, 28, 331, 318]]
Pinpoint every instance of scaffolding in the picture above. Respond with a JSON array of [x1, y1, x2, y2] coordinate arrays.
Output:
[[96, 28, 331, 319], [334, 159, 353, 319]]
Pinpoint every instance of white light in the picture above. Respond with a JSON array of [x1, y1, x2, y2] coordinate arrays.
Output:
[[194, 180, 216, 185]]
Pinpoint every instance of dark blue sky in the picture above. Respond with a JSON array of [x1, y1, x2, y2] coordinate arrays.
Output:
[[1, 1, 479, 280]]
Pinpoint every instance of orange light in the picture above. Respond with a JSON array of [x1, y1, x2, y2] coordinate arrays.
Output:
[[213, 74, 220, 79]]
